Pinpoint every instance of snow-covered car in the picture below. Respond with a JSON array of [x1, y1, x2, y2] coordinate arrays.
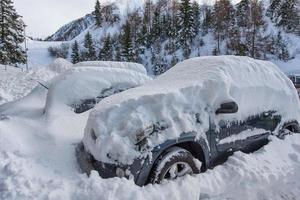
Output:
[[0, 62, 152, 150], [77, 56, 300, 186], [288, 74, 300, 95]]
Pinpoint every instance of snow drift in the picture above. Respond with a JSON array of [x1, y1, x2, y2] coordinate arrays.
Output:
[[0, 59, 72, 105], [83, 56, 300, 165]]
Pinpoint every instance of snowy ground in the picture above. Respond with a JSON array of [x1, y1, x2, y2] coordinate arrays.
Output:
[[25, 39, 62, 68]]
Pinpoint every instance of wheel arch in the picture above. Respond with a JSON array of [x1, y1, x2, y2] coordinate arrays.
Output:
[[136, 136, 210, 186], [282, 120, 300, 132]]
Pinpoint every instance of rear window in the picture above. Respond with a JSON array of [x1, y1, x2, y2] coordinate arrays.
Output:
[[71, 87, 127, 114]]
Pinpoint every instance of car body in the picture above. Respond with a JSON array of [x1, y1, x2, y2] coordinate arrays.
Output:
[[288, 74, 300, 94], [77, 56, 300, 186]]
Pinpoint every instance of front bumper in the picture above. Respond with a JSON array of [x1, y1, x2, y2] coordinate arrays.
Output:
[[76, 142, 129, 179], [76, 143, 161, 186]]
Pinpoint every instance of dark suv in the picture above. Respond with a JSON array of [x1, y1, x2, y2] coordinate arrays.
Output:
[[77, 56, 300, 186]]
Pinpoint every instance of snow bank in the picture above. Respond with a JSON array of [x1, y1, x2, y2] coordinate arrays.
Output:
[[83, 56, 300, 165], [1, 134, 300, 200], [74, 61, 148, 75], [0, 59, 71, 105]]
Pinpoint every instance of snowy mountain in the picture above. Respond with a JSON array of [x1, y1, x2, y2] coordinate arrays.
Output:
[[46, 14, 95, 41], [45, 0, 300, 75]]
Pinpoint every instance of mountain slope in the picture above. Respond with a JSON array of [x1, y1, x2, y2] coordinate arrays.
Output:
[[45, 0, 300, 75], [46, 14, 95, 41]]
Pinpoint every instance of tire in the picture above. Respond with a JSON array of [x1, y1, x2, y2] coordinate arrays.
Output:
[[148, 147, 201, 184]]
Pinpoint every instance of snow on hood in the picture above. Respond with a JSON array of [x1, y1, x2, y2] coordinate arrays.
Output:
[[45, 66, 152, 115], [83, 56, 300, 165], [74, 61, 147, 75]]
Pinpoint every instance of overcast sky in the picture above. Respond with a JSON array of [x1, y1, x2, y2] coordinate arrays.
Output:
[[13, 0, 96, 38]]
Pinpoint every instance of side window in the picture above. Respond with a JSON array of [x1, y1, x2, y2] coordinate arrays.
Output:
[[247, 111, 280, 131]]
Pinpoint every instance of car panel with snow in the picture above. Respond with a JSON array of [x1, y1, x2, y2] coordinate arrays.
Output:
[[77, 56, 300, 186]]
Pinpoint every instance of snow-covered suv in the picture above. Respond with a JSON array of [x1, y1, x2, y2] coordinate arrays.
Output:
[[77, 56, 300, 186]]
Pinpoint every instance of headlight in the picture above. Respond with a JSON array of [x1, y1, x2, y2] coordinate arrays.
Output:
[[134, 124, 154, 145], [116, 168, 125, 178]]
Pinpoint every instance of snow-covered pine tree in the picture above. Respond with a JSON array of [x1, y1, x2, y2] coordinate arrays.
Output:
[[192, 1, 200, 35], [0, 0, 26, 67], [71, 40, 80, 64], [83, 32, 96, 61], [275, 31, 290, 61], [228, 0, 251, 55], [277, 0, 300, 34], [212, 0, 235, 55], [121, 21, 134, 62], [94, 0, 103, 27], [179, 0, 195, 58], [236, 0, 250, 28], [151, 7, 161, 41], [202, 5, 213, 35], [99, 35, 113, 61], [247, 0, 266, 59], [266, 0, 282, 22]]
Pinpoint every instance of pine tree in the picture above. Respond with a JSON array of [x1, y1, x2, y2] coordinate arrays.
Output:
[[151, 8, 161, 41], [83, 32, 96, 60], [236, 0, 250, 28], [94, 0, 103, 27], [179, 0, 195, 58], [266, 0, 281, 22], [202, 5, 213, 35], [192, 1, 200, 35], [247, 0, 265, 58], [275, 31, 290, 61], [277, 0, 300, 34], [212, 0, 235, 55], [71, 40, 80, 64], [121, 21, 134, 62], [99, 35, 113, 61], [0, 0, 26, 67]]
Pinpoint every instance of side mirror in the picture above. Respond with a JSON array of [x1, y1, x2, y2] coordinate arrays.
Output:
[[216, 102, 238, 115]]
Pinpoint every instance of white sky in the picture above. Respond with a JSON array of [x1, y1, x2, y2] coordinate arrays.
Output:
[[13, 0, 96, 38]]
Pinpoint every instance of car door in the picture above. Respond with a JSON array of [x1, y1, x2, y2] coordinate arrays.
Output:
[[215, 111, 280, 154], [214, 119, 251, 154], [241, 111, 280, 151]]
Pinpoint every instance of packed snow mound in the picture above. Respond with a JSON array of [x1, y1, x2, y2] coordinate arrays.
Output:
[[48, 58, 73, 73], [0, 59, 72, 105], [45, 67, 152, 115], [83, 56, 300, 165], [74, 61, 147, 75]]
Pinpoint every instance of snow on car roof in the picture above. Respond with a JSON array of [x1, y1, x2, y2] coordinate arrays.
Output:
[[74, 61, 147, 75], [83, 56, 300, 165], [44, 66, 152, 115]]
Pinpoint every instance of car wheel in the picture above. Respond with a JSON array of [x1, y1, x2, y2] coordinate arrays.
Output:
[[148, 147, 201, 184]]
